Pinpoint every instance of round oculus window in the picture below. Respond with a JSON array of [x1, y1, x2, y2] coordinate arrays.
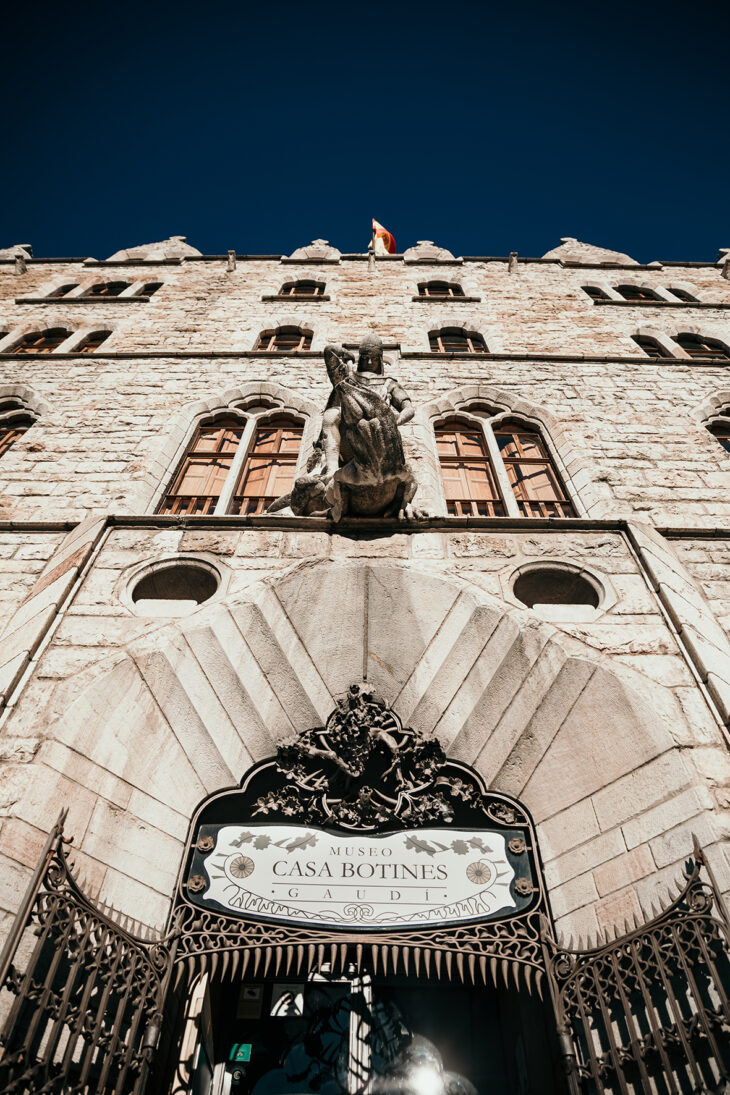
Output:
[[513, 567, 600, 612], [131, 561, 219, 617]]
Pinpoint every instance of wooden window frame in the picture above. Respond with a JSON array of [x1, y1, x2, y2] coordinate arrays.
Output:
[[631, 334, 670, 359], [708, 415, 730, 455], [77, 331, 111, 353], [582, 286, 610, 302], [418, 282, 465, 299], [616, 285, 662, 303], [434, 417, 506, 517], [675, 333, 730, 359], [229, 416, 305, 515], [279, 281, 325, 298], [13, 329, 71, 353], [429, 328, 487, 353], [83, 281, 130, 298], [158, 410, 306, 517], [255, 327, 313, 352], [493, 424, 576, 518], [434, 411, 577, 519]]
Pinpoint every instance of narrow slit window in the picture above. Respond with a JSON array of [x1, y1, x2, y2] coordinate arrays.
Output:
[[230, 417, 303, 515], [47, 283, 77, 298], [142, 282, 163, 297], [435, 422, 505, 517], [158, 417, 245, 516], [667, 288, 698, 303], [494, 427, 575, 518], [429, 328, 487, 353], [675, 334, 730, 359]]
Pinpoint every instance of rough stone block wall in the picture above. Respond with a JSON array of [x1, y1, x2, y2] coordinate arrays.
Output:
[[0, 248, 729, 949]]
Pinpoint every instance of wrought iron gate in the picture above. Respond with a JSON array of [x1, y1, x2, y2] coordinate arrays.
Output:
[[0, 813, 174, 1095], [543, 839, 730, 1094], [0, 719, 728, 1095]]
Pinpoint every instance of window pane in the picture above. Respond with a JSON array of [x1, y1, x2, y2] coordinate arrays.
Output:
[[158, 418, 245, 515], [496, 429, 575, 517], [231, 419, 303, 514], [436, 424, 503, 516]]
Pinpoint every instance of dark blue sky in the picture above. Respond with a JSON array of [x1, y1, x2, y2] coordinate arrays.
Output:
[[4, 0, 728, 262]]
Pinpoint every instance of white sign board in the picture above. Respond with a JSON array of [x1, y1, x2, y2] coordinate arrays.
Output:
[[197, 824, 518, 929]]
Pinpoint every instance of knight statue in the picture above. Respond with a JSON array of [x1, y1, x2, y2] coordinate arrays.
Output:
[[269, 333, 425, 520]]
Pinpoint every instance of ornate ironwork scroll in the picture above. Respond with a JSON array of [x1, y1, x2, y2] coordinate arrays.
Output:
[[175, 684, 549, 995], [0, 815, 174, 1095], [543, 840, 730, 1094]]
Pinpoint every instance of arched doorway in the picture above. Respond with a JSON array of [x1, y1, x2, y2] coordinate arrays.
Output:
[[0, 684, 728, 1094], [161, 683, 568, 1095]]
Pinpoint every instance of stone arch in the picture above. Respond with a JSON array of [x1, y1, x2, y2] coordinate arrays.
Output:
[[414, 384, 596, 517], [0, 383, 50, 418], [694, 389, 730, 426], [134, 382, 319, 514], [8, 560, 722, 939]]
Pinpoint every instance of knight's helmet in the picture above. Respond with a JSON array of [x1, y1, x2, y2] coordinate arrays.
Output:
[[357, 332, 385, 375]]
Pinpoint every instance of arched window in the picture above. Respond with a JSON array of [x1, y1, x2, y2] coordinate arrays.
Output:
[[230, 417, 304, 515], [668, 287, 698, 303], [435, 413, 575, 518], [631, 335, 669, 358], [707, 412, 730, 454], [256, 327, 312, 352], [675, 333, 730, 359], [141, 281, 162, 297], [47, 283, 77, 298], [493, 423, 575, 517], [617, 285, 662, 302], [159, 416, 246, 515], [13, 329, 70, 353], [158, 411, 304, 516], [582, 286, 610, 302], [83, 281, 129, 298], [0, 399, 37, 458], [279, 281, 325, 298], [435, 420, 505, 516], [418, 282, 465, 299], [429, 328, 487, 353], [77, 331, 111, 353]]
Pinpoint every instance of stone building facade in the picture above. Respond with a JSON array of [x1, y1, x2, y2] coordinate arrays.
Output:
[[0, 233, 729, 1093]]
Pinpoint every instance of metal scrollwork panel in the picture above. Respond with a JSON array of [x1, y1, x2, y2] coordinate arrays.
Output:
[[0, 822, 174, 1095], [543, 846, 730, 1094]]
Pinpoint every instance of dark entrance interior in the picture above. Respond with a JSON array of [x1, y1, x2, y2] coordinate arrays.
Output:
[[183, 972, 568, 1095]]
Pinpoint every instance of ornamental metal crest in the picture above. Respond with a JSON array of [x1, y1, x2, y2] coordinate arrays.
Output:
[[182, 685, 539, 933]]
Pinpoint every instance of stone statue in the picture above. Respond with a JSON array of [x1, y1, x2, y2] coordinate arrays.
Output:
[[269, 333, 424, 520]]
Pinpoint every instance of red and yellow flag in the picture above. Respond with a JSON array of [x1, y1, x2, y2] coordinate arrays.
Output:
[[372, 218, 396, 255]]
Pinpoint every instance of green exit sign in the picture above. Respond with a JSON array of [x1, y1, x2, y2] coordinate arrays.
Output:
[[229, 1043, 252, 1063]]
